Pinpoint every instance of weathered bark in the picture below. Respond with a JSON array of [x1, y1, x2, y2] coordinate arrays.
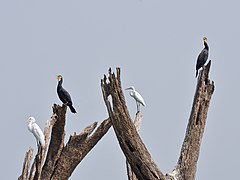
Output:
[[126, 112, 143, 180], [41, 104, 67, 179], [18, 149, 33, 180], [28, 150, 43, 180], [101, 68, 166, 180], [168, 61, 214, 180]]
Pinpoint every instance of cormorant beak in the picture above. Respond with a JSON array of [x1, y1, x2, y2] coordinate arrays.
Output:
[[57, 75, 61, 81]]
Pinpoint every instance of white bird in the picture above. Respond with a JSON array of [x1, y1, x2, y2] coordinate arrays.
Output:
[[27, 117, 45, 148], [125, 86, 146, 112]]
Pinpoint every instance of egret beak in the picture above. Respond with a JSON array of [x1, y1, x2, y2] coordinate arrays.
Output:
[[125, 87, 131, 90]]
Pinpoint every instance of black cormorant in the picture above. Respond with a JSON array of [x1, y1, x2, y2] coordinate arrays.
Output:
[[57, 75, 77, 113], [195, 37, 209, 78]]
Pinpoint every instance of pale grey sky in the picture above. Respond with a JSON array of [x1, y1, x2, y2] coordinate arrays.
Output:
[[0, 0, 239, 179]]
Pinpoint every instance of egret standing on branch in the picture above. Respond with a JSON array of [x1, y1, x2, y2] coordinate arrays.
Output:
[[125, 86, 146, 112], [57, 75, 77, 113], [195, 37, 209, 78], [27, 116, 45, 148]]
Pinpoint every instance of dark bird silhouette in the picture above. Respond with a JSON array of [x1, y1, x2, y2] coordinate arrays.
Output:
[[196, 37, 209, 78], [57, 75, 77, 113]]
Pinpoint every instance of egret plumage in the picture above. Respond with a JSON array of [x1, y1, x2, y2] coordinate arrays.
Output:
[[196, 37, 209, 78], [57, 75, 77, 113], [27, 117, 45, 147], [125, 86, 146, 112]]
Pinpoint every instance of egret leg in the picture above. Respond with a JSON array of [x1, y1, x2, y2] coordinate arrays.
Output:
[[36, 138, 43, 153], [137, 102, 140, 112], [36, 140, 41, 153], [135, 101, 138, 112]]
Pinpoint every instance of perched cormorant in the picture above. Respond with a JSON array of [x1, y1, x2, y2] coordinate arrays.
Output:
[[57, 75, 77, 113], [195, 37, 209, 78]]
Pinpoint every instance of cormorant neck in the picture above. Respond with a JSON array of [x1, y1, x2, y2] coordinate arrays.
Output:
[[204, 41, 209, 50], [58, 79, 63, 88]]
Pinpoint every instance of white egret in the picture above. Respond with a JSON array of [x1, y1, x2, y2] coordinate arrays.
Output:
[[125, 86, 146, 112], [27, 117, 45, 148]]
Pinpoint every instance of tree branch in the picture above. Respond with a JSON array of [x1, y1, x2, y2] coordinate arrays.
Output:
[[51, 118, 112, 179], [101, 68, 166, 180], [18, 148, 33, 180], [171, 61, 214, 180]]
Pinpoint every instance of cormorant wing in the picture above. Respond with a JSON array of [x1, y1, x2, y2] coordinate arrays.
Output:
[[197, 49, 208, 68], [58, 88, 73, 104]]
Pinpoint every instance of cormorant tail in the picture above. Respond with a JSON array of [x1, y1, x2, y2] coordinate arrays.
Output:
[[195, 70, 198, 78], [69, 105, 77, 113]]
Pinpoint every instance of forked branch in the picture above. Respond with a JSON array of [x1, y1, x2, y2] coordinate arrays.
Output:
[[168, 61, 214, 180]]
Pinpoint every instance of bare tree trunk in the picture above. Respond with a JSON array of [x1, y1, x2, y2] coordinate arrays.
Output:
[[169, 61, 214, 180], [126, 112, 143, 180], [41, 104, 67, 179], [101, 68, 166, 180]]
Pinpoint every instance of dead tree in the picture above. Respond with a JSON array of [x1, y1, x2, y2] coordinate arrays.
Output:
[[19, 61, 214, 180], [101, 61, 214, 180]]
